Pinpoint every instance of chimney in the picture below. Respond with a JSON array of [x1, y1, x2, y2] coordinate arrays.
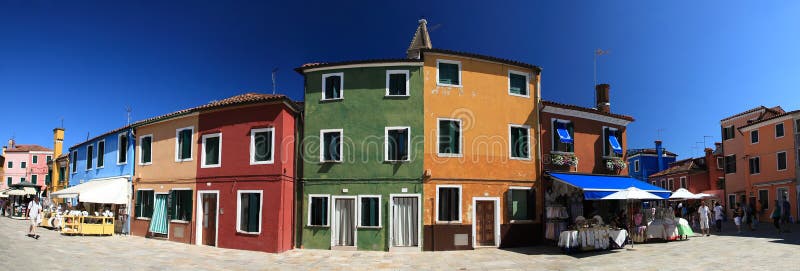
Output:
[[595, 84, 610, 113], [655, 140, 664, 171], [7, 139, 14, 149], [406, 19, 432, 59], [2, 146, 5, 155], [53, 128, 65, 159]]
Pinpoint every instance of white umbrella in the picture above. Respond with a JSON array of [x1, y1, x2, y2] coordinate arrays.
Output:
[[602, 187, 664, 200], [693, 193, 712, 199], [669, 188, 696, 200]]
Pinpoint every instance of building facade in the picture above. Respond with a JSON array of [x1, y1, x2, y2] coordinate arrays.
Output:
[[3, 140, 53, 190], [48, 128, 67, 196], [627, 140, 678, 183], [649, 144, 725, 200]]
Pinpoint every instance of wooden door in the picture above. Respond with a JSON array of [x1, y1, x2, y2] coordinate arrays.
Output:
[[202, 193, 217, 246], [475, 201, 495, 246]]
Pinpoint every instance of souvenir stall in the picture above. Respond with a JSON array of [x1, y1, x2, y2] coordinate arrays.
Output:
[[545, 172, 672, 252], [7, 187, 38, 219], [51, 178, 130, 236]]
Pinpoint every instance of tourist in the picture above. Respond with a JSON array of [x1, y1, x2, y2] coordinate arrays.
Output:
[[771, 199, 782, 234], [733, 203, 743, 234], [698, 201, 711, 236], [781, 196, 791, 233], [27, 197, 42, 239], [713, 202, 724, 233]]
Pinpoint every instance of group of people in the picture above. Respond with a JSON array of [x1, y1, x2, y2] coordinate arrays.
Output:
[[768, 197, 793, 234], [676, 197, 793, 236]]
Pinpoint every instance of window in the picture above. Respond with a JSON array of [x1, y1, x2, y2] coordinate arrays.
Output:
[[749, 157, 760, 174], [135, 190, 155, 218], [46, 156, 52, 163], [201, 133, 222, 168], [728, 194, 737, 210], [71, 151, 77, 173], [775, 123, 785, 138], [751, 130, 759, 144], [249, 128, 274, 164], [32, 155, 38, 164], [508, 187, 535, 221], [237, 190, 262, 234], [175, 127, 193, 161], [97, 140, 105, 168], [386, 70, 409, 96], [796, 119, 800, 133], [777, 151, 787, 171], [139, 135, 153, 165], [21, 162, 26, 169], [322, 73, 343, 100], [118, 133, 128, 164], [169, 189, 193, 221], [508, 70, 529, 97], [724, 155, 736, 174], [436, 185, 461, 223], [716, 157, 724, 170], [509, 125, 530, 159], [603, 127, 623, 157], [437, 119, 462, 156], [634, 160, 640, 172], [437, 60, 461, 86], [758, 189, 769, 210], [20, 177, 25, 183], [722, 125, 735, 140], [86, 145, 93, 170], [58, 167, 65, 182], [320, 129, 343, 162], [358, 195, 381, 227], [385, 127, 410, 162], [6, 177, 10, 187], [660, 180, 666, 189], [667, 178, 674, 191], [7, 161, 11, 168], [31, 175, 37, 185], [308, 195, 330, 226], [680, 177, 687, 189], [552, 120, 574, 152]]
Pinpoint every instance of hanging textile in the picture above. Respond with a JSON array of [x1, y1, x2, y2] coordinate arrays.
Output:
[[392, 197, 418, 247], [335, 199, 354, 246], [149, 194, 168, 235]]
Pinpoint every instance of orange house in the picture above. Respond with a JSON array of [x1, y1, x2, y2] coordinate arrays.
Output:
[[420, 48, 541, 250]]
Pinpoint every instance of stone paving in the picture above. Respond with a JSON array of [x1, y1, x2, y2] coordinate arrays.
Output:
[[1, 217, 798, 270]]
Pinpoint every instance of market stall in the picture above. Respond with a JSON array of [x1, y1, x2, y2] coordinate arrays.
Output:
[[50, 177, 131, 236], [7, 187, 38, 219]]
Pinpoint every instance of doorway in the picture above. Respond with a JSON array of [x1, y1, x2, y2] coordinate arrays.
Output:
[[390, 195, 420, 250], [472, 197, 500, 247], [196, 191, 219, 247], [332, 197, 356, 248]]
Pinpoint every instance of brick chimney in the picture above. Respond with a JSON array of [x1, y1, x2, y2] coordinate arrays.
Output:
[[656, 140, 664, 171], [595, 84, 610, 113]]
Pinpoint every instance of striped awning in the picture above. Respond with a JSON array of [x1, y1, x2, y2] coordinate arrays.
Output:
[[149, 194, 168, 235]]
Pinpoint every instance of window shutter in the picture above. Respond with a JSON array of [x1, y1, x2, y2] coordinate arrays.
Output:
[[506, 190, 513, 220], [248, 194, 260, 232], [181, 131, 192, 159], [167, 191, 174, 221], [450, 122, 459, 154], [399, 129, 408, 160], [135, 191, 142, 217], [263, 131, 273, 161], [439, 122, 449, 154]]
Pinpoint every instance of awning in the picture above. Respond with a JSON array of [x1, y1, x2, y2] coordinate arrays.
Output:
[[51, 177, 130, 204], [556, 123, 573, 143], [6, 187, 37, 196], [549, 172, 671, 200], [608, 135, 623, 154], [0, 188, 9, 198]]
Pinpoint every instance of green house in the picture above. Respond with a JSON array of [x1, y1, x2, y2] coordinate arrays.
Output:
[[296, 60, 425, 251]]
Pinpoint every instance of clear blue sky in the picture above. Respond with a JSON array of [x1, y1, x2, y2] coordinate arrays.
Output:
[[2, 1, 799, 158]]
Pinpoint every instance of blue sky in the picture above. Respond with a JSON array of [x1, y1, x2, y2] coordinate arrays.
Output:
[[1, 1, 799, 158]]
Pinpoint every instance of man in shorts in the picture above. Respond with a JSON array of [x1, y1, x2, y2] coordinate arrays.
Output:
[[698, 201, 711, 236], [27, 197, 42, 239]]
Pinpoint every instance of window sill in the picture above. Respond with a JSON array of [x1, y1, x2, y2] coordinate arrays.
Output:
[[116, 162, 128, 166], [436, 153, 462, 158], [135, 217, 151, 221], [170, 220, 190, 224], [357, 226, 382, 229], [435, 221, 462, 225], [175, 159, 194, 163], [306, 225, 330, 228], [139, 163, 153, 166], [510, 220, 535, 224], [602, 156, 623, 159], [320, 98, 344, 102], [437, 83, 462, 88], [320, 160, 343, 164], [384, 159, 410, 164], [508, 92, 530, 98], [510, 157, 531, 161], [550, 151, 575, 155], [201, 164, 221, 169], [236, 230, 261, 235], [250, 161, 275, 165], [384, 95, 410, 98]]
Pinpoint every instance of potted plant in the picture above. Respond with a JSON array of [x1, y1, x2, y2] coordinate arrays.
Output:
[[605, 158, 627, 171], [551, 152, 579, 167]]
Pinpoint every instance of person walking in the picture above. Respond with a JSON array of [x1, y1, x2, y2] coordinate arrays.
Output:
[[713, 202, 724, 233], [733, 203, 744, 234], [698, 201, 711, 236], [27, 197, 42, 239], [781, 196, 791, 233], [770, 199, 782, 234]]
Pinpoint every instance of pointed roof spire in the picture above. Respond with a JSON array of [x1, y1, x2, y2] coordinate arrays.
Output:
[[406, 18, 432, 59]]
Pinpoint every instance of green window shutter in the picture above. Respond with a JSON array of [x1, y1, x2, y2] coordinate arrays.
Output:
[[135, 191, 143, 218], [438, 120, 450, 154], [450, 121, 460, 154], [183, 190, 192, 221], [98, 142, 105, 167], [147, 191, 154, 218], [33, 156, 38, 163], [527, 189, 536, 220], [7, 177, 11, 187], [7, 162, 11, 168], [45, 173, 51, 186], [119, 135, 128, 163], [509, 73, 527, 95], [248, 193, 260, 232], [180, 130, 193, 159], [142, 137, 152, 163], [166, 191, 174, 221], [21, 162, 26, 168], [32, 175, 37, 184]]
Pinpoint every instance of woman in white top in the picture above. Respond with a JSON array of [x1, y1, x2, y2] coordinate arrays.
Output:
[[698, 201, 711, 236]]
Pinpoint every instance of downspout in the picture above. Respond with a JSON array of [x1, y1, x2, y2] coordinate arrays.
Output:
[[534, 70, 544, 244]]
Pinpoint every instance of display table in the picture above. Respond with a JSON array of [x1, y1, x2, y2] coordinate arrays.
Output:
[[61, 215, 115, 236], [675, 218, 693, 239], [558, 227, 627, 252], [646, 219, 681, 241], [609, 229, 628, 248]]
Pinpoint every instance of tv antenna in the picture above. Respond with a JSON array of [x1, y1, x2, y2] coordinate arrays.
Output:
[[272, 68, 279, 94], [126, 106, 132, 125]]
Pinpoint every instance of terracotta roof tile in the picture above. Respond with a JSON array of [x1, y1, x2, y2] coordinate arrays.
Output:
[[737, 109, 800, 130], [5, 144, 53, 152], [541, 100, 635, 122], [134, 93, 298, 127], [421, 48, 541, 72], [627, 148, 678, 157], [649, 157, 706, 178], [295, 59, 422, 73]]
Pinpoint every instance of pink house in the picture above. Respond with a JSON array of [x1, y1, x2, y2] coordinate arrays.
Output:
[[3, 140, 53, 190]]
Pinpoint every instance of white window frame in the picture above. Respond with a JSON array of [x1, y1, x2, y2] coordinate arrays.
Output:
[[507, 70, 530, 98], [319, 129, 344, 163], [667, 178, 674, 191], [175, 126, 194, 162], [71, 151, 78, 174], [250, 128, 275, 165], [236, 190, 263, 234], [117, 133, 128, 165], [634, 160, 640, 172], [750, 156, 760, 175], [602, 126, 620, 158], [388, 194, 422, 251], [134, 188, 155, 220], [435, 184, 462, 224], [195, 190, 220, 247], [385, 70, 410, 97], [169, 187, 193, 223], [321, 72, 344, 101], [201, 133, 222, 168], [508, 186, 534, 223], [679, 176, 687, 189], [751, 130, 759, 144], [307, 194, 331, 227], [356, 195, 382, 228], [758, 189, 769, 210], [508, 124, 531, 160], [384, 126, 411, 162], [32, 155, 38, 164], [725, 154, 736, 174], [551, 118, 574, 153], [138, 134, 153, 166], [775, 123, 785, 138], [777, 151, 788, 171], [723, 125, 734, 141], [716, 157, 723, 170], [728, 194, 737, 210], [436, 118, 463, 157], [86, 144, 93, 171], [436, 59, 462, 87], [95, 139, 105, 169]]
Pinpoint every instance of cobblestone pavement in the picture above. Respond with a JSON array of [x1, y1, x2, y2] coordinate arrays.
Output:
[[1, 217, 798, 271]]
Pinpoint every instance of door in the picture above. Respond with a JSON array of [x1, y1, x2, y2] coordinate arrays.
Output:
[[149, 194, 169, 235], [392, 197, 419, 247], [475, 201, 495, 246], [333, 198, 355, 247], [202, 193, 217, 246]]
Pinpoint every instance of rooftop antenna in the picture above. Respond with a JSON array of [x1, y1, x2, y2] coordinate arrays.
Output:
[[271, 68, 278, 94], [60, 117, 64, 129], [702, 136, 713, 149], [126, 106, 132, 125], [657, 128, 665, 140], [594, 48, 609, 87], [86, 132, 90, 141]]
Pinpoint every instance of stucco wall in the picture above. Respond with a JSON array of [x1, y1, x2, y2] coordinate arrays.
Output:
[[69, 129, 135, 186], [540, 110, 628, 175]]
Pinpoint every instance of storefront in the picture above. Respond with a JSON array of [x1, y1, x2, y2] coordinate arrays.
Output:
[[51, 177, 131, 235]]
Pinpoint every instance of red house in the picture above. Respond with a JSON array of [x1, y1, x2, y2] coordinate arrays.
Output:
[[649, 143, 725, 199], [194, 93, 301, 253]]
